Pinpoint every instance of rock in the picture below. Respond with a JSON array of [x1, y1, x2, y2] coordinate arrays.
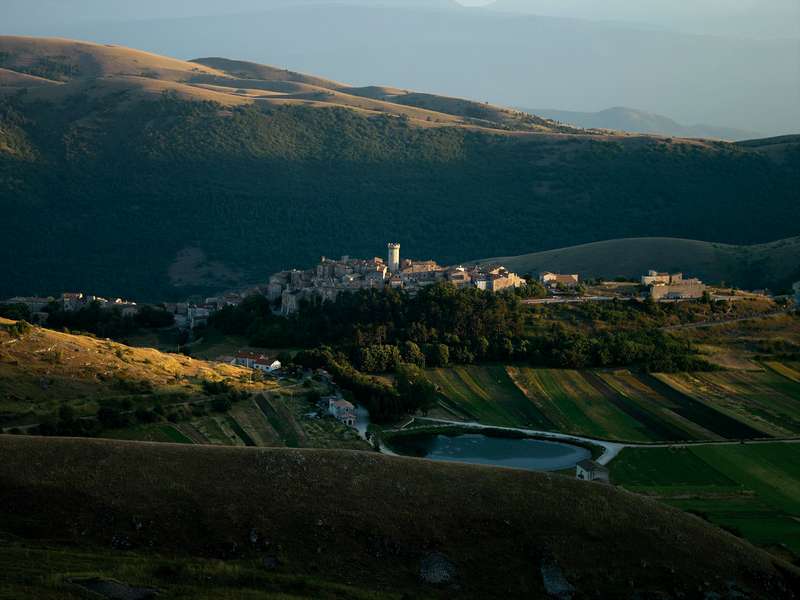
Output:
[[540, 556, 575, 599], [419, 552, 456, 585], [72, 578, 158, 600], [262, 555, 280, 570]]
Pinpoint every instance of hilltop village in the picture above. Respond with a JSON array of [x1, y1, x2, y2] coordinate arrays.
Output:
[[3, 242, 786, 331], [267, 243, 525, 315]]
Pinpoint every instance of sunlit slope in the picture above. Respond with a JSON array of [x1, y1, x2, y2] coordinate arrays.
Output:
[[0, 318, 258, 416], [479, 237, 800, 290], [0, 435, 797, 598]]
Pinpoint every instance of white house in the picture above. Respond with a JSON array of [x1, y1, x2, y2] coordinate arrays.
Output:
[[326, 397, 356, 427], [576, 459, 610, 483]]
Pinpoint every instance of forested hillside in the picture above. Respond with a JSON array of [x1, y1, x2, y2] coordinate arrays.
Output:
[[1, 39, 798, 300]]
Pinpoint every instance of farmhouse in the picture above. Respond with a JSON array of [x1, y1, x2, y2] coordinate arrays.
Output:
[[642, 270, 706, 301], [232, 351, 281, 373], [321, 396, 357, 427], [576, 459, 610, 483], [539, 272, 580, 288]]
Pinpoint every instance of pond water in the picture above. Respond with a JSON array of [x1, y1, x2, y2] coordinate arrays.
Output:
[[387, 433, 591, 472]]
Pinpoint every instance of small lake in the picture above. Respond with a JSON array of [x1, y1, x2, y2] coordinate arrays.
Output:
[[387, 433, 591, 472]]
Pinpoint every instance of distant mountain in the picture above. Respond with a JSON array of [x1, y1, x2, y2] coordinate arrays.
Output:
[[4, 3, 798, 136], [526, 107, 761, 141], [478, 236, 800, 292], [484, 0, 800, 40], [0, 37, 798, 300], [0, 0, 459, 26]]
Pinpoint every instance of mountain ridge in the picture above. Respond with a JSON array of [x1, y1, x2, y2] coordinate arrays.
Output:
[[527, 106, 762, 141], [0, 37, 798, 300]]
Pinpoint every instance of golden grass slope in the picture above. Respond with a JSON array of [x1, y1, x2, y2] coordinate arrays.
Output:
[[0, 36, 225, 81], [0, 435, 797, 598], [0, 36, 584, 133], [0, 318, 262, 416], [0, 66, 61, 87], [479, 236, 800, 288]]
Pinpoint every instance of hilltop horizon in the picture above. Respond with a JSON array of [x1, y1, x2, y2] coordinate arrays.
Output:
[[1, 1, 797, 136]]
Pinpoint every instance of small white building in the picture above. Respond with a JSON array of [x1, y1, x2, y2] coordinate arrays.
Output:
[[326, 397, 356, 427], [576, 459, 610, 483]]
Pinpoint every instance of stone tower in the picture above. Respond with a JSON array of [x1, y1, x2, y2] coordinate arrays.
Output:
[[388, 243, 400, 273]]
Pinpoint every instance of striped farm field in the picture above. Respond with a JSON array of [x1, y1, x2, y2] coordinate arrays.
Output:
[[431, 366, 797, 443], [425, 366, 552, 429], [507, 367, 647, 440], [655, 370, 800, 438], [611, 443, 800, 555], [763, 361, 800, 384]]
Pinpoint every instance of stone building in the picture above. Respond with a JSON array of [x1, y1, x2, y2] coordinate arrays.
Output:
[[576, 459, 610, 483]]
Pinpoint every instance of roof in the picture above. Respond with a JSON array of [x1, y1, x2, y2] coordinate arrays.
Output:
[[576, 459, 608, 472], [332, 399, 355, 410]]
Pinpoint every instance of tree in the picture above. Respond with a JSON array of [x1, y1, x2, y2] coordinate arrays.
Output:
[[428, 343, 450, 368], [402, 340, 426, 367], [395, 363, 438, 415]]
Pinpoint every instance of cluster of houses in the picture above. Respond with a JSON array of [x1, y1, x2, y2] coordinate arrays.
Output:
[[640, 270, 706, 300], [0, 292, 139, 324], [268, 242, 526, 315], [537, 269, 707, 301]]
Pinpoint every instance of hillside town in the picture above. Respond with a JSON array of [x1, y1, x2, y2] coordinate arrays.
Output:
[[2, 242, 790, 335], [268, 243, 526, 315]]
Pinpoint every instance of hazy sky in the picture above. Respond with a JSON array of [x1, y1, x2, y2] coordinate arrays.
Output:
[[1, 0, 798, 134]]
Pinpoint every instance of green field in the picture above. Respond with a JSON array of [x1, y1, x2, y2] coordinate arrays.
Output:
[[429, 365, 797, 443], [657, 370, 800, 437], [425, 366, 552, 429], [611, 443, 800, 556]]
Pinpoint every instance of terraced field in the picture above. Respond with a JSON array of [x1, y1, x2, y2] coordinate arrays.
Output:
[[112, 392, 369, 451], [610, 443, 800, 556], [656, 370, 800, 438], [425, 366, 552, 429], [429, 365, 800, 443]]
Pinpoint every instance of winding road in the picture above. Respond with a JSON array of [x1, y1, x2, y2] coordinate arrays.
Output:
[[385, 416, 800, 466]]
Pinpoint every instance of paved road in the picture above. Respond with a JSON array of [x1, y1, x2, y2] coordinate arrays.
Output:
[[387, 417, 800, 466], [661, 309, 788, 331]]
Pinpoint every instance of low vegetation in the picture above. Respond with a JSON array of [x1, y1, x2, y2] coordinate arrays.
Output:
[[611, 443, 800, 559], [1, 435, 797, 598]]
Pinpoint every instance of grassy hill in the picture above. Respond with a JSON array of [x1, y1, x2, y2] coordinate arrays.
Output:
[[0, 37, 798, 300], [0, 316, 259, 422], [479, 236, 800, 291], [0, 318, 367, 450], [1, 435, 798, 598]]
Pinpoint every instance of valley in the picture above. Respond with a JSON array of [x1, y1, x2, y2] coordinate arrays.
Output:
[[1, 37, 798, 300], [0, 22, 798, 599]]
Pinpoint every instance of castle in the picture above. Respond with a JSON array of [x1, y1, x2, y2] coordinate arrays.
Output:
[[267, 243, 525, 315]]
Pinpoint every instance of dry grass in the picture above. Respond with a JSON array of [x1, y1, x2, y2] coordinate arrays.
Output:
[[0, 435, 797, 598], [0, 35, 591, 134], [0, 318, 269, 419], [0, 36, 225, 81]]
